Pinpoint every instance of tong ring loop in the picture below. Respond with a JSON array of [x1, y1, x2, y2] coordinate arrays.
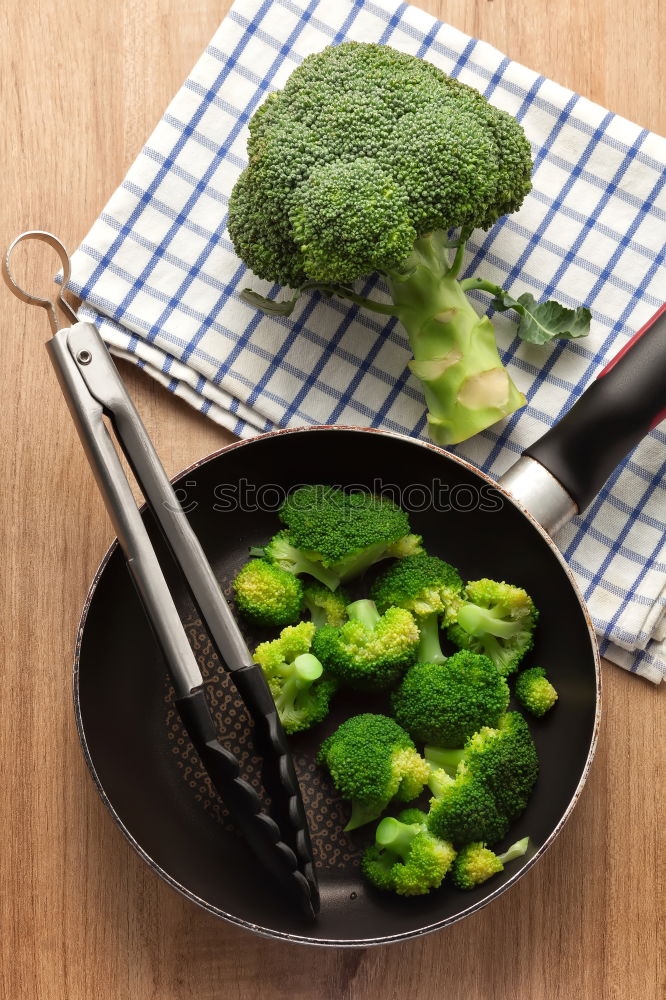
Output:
[[3, 231, 78, 334]]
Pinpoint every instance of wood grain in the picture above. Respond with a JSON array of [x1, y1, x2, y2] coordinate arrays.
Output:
[[1, 1, 664, 998]]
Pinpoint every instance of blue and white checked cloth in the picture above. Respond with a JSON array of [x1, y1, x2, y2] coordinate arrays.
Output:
[[68, 0, 666, 682]]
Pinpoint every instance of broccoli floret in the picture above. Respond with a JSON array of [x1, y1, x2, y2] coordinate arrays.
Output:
[[447, 579, 538, 676], [263, 530, 341, 591], [301, 580, 350, 627], [232, 558, 303, 627], [426, 765, 510, 846], [254, 622, 336, 734], [515, 666, 558, 717], [426, 712, 539, 841], [361, 809, 457, 896], [312, 599, 419, 691], [230, 42, 589, 447], [371, 554, 463, 664], [460, 712, 539, 821], [261, 486, 422, 590], [390, 651, 510, 747], [317, 714, 430, 831], [450, 837, 530, 889]]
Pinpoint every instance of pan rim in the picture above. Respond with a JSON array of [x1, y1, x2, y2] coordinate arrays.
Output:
[[73, 423, 601, 947]]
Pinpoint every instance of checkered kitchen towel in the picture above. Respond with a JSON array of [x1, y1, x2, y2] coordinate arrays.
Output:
[[68, 0, 666, 682]]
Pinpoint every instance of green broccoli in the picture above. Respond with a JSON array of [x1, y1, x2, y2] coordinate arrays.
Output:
[[370, 553, 463, 664], [229, 42, 590, 447], [316, 714, 430, 830], [390, 651, 510, 747], [232, 558, 303, 627], [301, 580, 350, 627], [447, 578, 538, 676], [312, 599, 419, 691], [426, 764, 510, 846], [515, 666, 558, 717], [361, 809, 457, 896], [261, 485, 422, 590], [254, 622, 336, 734], [426, 712, 539, 842], [450, 836, 530, 889]]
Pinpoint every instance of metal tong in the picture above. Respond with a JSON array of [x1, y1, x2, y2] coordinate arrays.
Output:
[[4, 231, 319, 918]]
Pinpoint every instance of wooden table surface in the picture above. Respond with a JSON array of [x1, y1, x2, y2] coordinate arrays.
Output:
[[1, 1, 664, 997]]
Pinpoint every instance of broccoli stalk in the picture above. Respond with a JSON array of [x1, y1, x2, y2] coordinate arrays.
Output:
[[425, 745, 467, 777], [386, 233, 527, 444], [457, 603, 525, 641], [272, 653, 324, 719], [346, 599, 380, 628], [496, 837, 530, 864], [417, 613, 447, 664], [263, 531, 341, 590]]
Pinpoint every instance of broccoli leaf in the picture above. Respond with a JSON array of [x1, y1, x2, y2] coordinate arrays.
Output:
[[491, 290, 591, 345]]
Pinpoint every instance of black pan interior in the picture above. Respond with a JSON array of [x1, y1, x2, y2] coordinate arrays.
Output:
[[75, 427, 598, 945]]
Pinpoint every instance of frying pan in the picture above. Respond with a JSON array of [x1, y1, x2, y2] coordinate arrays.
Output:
[[74, 305, 665, 946]]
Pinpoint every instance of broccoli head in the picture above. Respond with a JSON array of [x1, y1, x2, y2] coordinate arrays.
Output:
[[312, 598, 419, 691], [426, 711, 539, 837], [316, 713, 430, 831], [229, 43, 531, 288], [361, 809, 457, 896], [450, 836, 530, 890], [262, 486, 422, 590], [302, 580, 350, 627], [254, 622, 336, 734], [515, 666, 558, 717], [230, 42, 589, 447], [426, 764, 510, 846], [371, 553, 463, 663], [232, 558, 303, 627], [390, 651, 510, 747], [447, 578, 538, 676]]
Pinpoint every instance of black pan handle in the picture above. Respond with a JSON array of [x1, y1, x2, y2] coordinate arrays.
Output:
[[523, 304, 666, 513], [175, 688, 315, 919]]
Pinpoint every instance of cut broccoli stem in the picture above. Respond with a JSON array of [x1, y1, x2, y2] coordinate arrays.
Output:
[[345, 799, 385, 832], [249, 545, 266, 557], [416, 612, 447, 664], [333, 540, 402, 582], [346, 599, 381, 629], [496, 836, 530, 865], [267, 535, 341, 590], [427, 764, 453, 799], [385, 234, 526, 446], [424, 745, 466, 777], [457, 603, 524, 640], [273, 653, 324, 715], [375, 816, 421, 858], [304, 603, 327, 629]]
